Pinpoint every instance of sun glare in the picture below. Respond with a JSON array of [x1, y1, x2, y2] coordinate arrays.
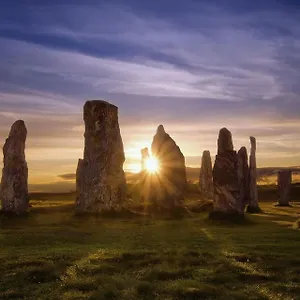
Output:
[[145, 157, 159, 173]]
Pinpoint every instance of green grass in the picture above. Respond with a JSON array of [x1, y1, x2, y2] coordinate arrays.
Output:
[[1, 190, 300, 299]]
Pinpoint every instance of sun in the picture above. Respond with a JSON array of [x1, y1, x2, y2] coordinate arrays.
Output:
[[145, 156, 159, 173]]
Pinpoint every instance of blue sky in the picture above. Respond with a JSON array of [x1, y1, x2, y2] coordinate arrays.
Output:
[[0, 0, 300, 190]]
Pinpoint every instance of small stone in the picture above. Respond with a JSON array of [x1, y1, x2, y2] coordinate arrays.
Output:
[[0, 120, 29, 214], [247, 136, 261, 213], [277, 170, 292, 206], [199, 150, 213, 200], [141, 148, 150, 171], [237, 146, 250, 211]]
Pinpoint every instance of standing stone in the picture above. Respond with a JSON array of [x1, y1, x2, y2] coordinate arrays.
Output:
[[150, 125, 187, 209], [199, 150, 213, 200], [76, 100, 126, 212], [211, 128, 243, 217], [140, 147, 150, 203], [217, 128, 234, 154], [247, 136, 261, 213], [277, 170, 292, 206], [237, 146, 250, 211], [0, 120, 28, 214], [141, 147, 150, 171]]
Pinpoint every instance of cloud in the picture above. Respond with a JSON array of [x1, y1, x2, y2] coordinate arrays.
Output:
[[0, 2, 300, 191], [58, 173, 76, 181], [29, 181, 75, 193], [2, 4, 299, 101]]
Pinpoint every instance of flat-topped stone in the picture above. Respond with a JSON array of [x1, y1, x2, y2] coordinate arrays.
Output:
[[76, 100, 126, 212]]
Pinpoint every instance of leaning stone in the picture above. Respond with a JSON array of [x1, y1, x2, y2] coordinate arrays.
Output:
[[149, 125, 187, 210], [237, 146, 250, 211], [247, 136, 261, 213], [277, 170, 292, 206], [210, 128, 243, 219], [75, 100, 126, 213], [199, 150, 213, 200], [0, 120, 29, 214]]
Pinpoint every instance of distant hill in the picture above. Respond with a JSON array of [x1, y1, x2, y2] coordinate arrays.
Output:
[[29, 166, 300, 193], [126, 166, 300, 184], [257, 166, 300, 185]]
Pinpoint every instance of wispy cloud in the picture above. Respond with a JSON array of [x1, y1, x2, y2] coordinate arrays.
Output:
[[0, 2, 300, 190]]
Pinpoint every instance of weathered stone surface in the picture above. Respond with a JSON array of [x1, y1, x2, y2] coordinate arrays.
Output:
[[237, 146, 250, 211], [0, 120, 28, 214], [212, 128, 243, 215], [199, 150, 213, 200], [75, 100, 126, 212], [247, 136, 260, 212], [149, 125, 187, 209], [141, 147, 150, 171], [277, 170, 292, 206], [218, 127, 234, 154]]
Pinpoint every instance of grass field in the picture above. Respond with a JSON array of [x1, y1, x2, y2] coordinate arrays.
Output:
[[1, 187, 300, 300]]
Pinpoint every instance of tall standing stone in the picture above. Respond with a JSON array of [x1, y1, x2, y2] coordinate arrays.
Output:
[[211, 128, 243, 217], [277, 170, 292, 206], [247, 136, 261, 213], [199, 150, 213, 200], [150, 125, 187, 209], [76, 100, 126, 212], [0, 120, 28, 214], [237, 146, 250, 211]]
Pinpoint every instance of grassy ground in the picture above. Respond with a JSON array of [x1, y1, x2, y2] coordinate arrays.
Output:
[[1, 190, 300, 300]]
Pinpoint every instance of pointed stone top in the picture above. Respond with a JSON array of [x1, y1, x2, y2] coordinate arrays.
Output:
[[9, 120, 27, 139], [156, 124, 166, 135], [217, 127, 233, 154], [141, 147, 149, 157], [238, 146, 247, 156]]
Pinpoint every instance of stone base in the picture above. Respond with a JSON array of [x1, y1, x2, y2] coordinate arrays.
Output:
[[274, 203, 292, 207], [209, 211, 244, 223], [246, 205, 262, 214], [0, 210, 30, 218]]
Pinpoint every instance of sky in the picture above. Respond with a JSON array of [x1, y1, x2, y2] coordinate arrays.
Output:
[[0, 0, 300, 192]]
